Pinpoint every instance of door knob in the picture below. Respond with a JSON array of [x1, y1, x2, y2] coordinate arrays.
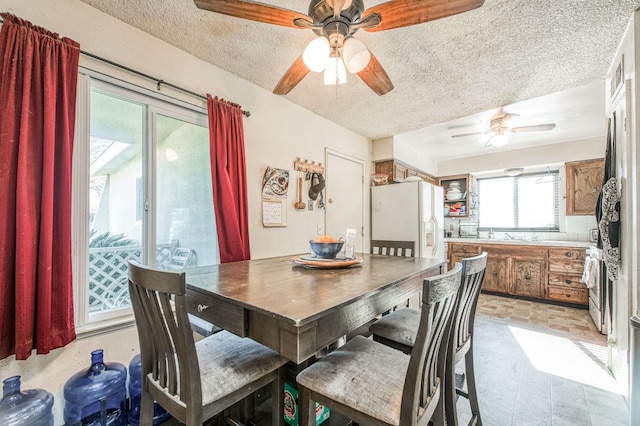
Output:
[[328, 198, 333, 204]]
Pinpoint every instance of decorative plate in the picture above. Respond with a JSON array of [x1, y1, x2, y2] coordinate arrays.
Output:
[[291, 256, 363, 269]]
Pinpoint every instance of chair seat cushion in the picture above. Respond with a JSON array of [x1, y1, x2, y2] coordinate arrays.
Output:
[[296, 336, 410, 425], [369, 307, 420, 348], [196, 331, 287, 404]]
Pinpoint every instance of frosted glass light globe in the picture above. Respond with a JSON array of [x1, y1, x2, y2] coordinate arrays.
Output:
[[303, 37, 330, 72]]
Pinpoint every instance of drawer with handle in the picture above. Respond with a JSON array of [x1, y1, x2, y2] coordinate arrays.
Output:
[[549, 247, 586, 261], [186, 287, 247, 337], [549, 248, 586, 274], [448, 243, 481, 256], [548, 273, 586, 290], [548, 286, 589, 304]]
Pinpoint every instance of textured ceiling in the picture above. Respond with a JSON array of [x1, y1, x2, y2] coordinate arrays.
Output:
[[76, 0, 640, 147]]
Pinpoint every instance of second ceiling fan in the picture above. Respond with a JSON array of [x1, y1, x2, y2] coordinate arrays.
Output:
[[451, 113, 557, 147], [194, 0, 485, 95]]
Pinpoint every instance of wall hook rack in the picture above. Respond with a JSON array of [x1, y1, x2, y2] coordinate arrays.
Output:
[[294, 158, 324, 175]]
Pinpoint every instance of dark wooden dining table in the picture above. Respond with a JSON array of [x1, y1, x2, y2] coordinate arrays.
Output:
[[186, 253, 446, 364]]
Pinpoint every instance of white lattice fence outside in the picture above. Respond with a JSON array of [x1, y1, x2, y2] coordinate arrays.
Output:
[[88, 243, 176, 312]]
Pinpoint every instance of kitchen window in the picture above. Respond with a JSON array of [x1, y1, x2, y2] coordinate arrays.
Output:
[[477, 171, 560, 232], [73, 70, 219, 331]]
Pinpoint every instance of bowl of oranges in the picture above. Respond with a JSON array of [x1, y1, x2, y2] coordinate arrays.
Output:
[[309, 235, 344, 259]]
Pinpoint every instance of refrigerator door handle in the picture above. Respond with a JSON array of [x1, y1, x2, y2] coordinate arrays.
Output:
[[431, 217, 439, 257]]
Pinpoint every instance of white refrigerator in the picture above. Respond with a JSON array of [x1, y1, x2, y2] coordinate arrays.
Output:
[[371, 180, 445, 261]]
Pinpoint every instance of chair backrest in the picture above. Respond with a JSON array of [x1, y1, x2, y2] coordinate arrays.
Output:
[[128, 261, 202, 418], [452, 252, 487, 361], [399, 263, 462, 424], [370, 240, 416, 257]]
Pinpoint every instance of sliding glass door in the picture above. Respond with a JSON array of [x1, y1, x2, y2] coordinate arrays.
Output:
[[155, 113, 218, 270], [75, 74, 218, 326]]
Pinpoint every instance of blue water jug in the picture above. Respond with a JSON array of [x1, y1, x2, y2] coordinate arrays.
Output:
[[128, 353, 171, 425], [0, 375, 53, 425], [63, 349, 127, 426]]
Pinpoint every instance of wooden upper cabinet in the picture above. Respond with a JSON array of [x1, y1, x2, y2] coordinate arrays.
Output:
[[565, 159, 605, 215], [438, 174, 471, 218], [373, 159, 436, 184]]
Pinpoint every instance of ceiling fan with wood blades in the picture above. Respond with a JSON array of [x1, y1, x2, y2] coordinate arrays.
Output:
[[451, 113, 556, 147], [194, 0, 485, 95]]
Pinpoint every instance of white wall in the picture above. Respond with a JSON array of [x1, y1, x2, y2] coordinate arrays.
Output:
[[393, 136, 438, 175], [437, 136, 605, 176], [0, 0, 371, 422], [370, 136, 439, 176], [371, 137, 394, 161]]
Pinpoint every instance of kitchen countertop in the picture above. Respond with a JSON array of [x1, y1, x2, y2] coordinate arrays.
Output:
[[445, 237, 594, 248]]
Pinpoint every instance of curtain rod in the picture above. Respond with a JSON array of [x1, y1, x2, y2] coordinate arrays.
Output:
[[81, 50, 251, 118], [0, 16, 251, 118]]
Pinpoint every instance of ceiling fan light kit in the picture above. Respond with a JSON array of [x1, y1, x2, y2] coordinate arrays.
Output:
[[452, 111, 557, 147], [303, 36, 331, 72], [303, 35, 370, 85], [487, 131, 509, 147], [324, 52, 347, 84], [194, 0, 485, 95], [342, 36, 370, 73]]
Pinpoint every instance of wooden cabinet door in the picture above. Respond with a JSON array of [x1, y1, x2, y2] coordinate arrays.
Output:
[[483, 257, 509, 293], [512, 258, 546, 298], [566, 159, 604, 215], [447, 243, 481, 270], [393, 163, 408, 182]]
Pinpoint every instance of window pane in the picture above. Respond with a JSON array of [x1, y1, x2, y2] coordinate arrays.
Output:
[[89, 89, 143, 314], [156, 114, 219, 269], [517, 176, 556, 228], [478, 172, 559, 231], [478, 178, 514, 228]]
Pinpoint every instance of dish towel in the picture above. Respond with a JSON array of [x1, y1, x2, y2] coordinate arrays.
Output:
[[581, 256, 598, 289]]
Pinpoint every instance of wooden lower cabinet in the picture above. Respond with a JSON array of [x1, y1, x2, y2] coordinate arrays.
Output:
[[484, 256, 509, 293], [547, 247, 588, 304], [448, 242, 481, 270], [447, 242, 587, 306], [512, 258, 546, 298]]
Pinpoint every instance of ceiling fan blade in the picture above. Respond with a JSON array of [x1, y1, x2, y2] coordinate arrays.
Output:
[[273, 56, 310, 95], [357, 52, 394, 96], [511, 124, 556, 133], [194, 0, 311, 29], [361, 0, 484, 32], [451, 130, 491, 138]]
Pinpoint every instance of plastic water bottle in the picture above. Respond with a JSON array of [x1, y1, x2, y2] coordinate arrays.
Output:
[[63, 349, 127, 426], [0, 376, 53, 425], [128, 353, 171, 425]]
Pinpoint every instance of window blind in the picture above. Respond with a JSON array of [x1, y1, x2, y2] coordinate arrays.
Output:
[[477, 171, 560, 232]]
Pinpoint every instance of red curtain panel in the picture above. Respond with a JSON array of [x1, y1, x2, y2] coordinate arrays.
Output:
[[0, 14, 79, 360], [207, 95, 251, 263]]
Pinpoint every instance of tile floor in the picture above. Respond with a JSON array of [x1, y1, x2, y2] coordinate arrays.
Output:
[[175, 294, 631, 425], [455, 293, 629, 426]]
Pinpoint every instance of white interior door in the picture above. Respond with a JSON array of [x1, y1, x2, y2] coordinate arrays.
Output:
[[325, 149, 365, 254]]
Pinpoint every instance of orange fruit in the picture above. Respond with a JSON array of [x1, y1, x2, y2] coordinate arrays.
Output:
[[314, 235, 337, 243]]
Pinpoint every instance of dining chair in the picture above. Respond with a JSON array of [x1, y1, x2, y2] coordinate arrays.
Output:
[[127, 261, 287, 426], [370, 239, 416, 257], [296, 263, 463, 426], [368, 252, 488, 426], [370, 239, 417, 313]]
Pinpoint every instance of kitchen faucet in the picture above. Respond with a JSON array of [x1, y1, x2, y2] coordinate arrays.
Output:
[[504, 232, 514, 240]]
